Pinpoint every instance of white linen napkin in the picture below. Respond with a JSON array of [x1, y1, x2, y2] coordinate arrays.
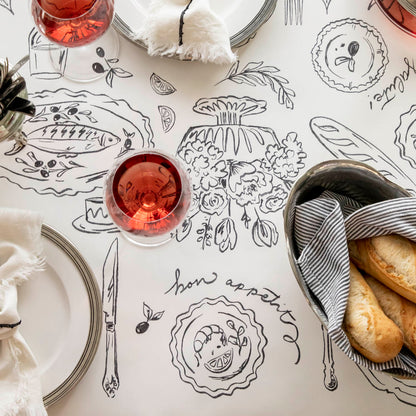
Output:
[[136, 0, 237, 64], [0, 208, 47, 416]]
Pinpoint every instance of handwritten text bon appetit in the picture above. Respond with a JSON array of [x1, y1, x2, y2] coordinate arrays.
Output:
[[165, 268, 301, 364]]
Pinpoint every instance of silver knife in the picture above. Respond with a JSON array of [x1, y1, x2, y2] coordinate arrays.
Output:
[[102, 238, 120, 398]]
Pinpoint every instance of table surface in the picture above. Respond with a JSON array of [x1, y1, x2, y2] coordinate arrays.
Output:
[[3, 0, 416, 415]]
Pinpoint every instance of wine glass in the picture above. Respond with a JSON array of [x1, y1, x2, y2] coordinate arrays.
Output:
[[376, 0, 416, 36], [104, 149, 192, 247], [31, 0, 119, 82]]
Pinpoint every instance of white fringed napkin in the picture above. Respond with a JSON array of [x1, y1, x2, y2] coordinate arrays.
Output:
[[0, 208, 47, 416], [136, 0, 237, 64]]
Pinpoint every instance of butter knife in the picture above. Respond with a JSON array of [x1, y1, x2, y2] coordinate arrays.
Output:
[[102, 238, 120, 398]]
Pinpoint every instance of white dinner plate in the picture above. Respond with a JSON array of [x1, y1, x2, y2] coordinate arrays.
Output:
[[17, 224, 102, 408], [113, 0, 277, 50]]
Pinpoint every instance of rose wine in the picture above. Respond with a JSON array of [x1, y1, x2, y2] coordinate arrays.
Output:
[[32, 0, 114, 47], [376, 0, 416, 36], [107, 152, 189, 238]]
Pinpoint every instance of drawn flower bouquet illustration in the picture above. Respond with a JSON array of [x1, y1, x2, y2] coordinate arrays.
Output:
[[175, 95, 306, 251]]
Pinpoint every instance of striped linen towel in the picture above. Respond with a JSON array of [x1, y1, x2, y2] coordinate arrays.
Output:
[[294, 191, 416, 376]]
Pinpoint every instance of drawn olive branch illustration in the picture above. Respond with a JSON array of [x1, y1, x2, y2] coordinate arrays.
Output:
[[135, 302, 164, 334], [216, 61, 295, 110], [226, 320, 248, 354], [92, 47, 133, 88]]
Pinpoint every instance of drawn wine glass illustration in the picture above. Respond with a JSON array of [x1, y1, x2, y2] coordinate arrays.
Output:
[[30, 0, 119, 82], [104, 149, 192, 247]]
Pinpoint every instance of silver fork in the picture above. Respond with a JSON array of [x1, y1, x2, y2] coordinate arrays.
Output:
[[284, 0, 304, 25]]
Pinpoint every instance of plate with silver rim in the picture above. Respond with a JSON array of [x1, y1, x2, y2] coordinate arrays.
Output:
[[113, 0, 277, 51], [17, 224, 102, 408]]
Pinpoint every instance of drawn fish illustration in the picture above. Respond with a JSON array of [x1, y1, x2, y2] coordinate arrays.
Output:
[[23, 123, 121, 157]]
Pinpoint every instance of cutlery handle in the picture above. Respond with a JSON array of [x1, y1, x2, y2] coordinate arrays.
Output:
[[322, 325, 338, 391], [102, 324, 119, 398]]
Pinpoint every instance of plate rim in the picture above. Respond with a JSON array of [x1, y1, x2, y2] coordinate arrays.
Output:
[[113, 0, 277, 50], [40, 223, 102, 408]]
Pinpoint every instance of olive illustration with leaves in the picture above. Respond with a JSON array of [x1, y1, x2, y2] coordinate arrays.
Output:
[[92, 47, 133, 88], [136, 302, 165, 334]]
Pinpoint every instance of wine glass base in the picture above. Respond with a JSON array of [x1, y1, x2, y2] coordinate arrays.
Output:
[[50, 27, 120, 83], [120, 230, 175, 248]]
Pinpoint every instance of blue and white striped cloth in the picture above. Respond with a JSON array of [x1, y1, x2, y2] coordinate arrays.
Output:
[[294, 191, 416, 376]]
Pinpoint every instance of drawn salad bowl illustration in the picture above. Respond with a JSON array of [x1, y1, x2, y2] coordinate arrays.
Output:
[[176, 95, 306, 251], [0, 88, 154, 197]]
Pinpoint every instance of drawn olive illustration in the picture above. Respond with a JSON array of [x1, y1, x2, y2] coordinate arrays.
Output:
[[135, 303, 164, 335]]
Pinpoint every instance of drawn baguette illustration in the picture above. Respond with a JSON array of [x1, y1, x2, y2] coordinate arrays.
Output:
[[344, 262, 403, 363], [365, 275, 416, 356], [309, 116, 416, 193], [349, 235, 416, 304]]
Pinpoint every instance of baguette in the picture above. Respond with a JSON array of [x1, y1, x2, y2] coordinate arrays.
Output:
[[365, 275, 416, 356], [343, 262, 403, 363], [349, 235, 416, 304]]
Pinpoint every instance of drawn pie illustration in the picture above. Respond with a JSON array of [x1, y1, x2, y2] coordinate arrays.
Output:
[[170, 296, 267, 398], [395, 105, 416, 170], [312, 18, 388, 93], [0, 88, 154, 197]]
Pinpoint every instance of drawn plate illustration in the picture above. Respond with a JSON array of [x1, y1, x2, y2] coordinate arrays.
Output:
[[311, 18, 388, 93], [395, 105, 416, 170], [18, 224, 102, 407], [170, 296, 267, 398], [0, 88, 154, 197]]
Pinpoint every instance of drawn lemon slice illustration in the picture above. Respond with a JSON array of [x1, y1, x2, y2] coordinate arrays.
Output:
[[204, 349, 233, 373], [158, 105, 176, 133]]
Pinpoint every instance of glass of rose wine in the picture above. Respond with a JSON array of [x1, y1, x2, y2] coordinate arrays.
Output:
[[31, 0, 119, 82], [104, 149, 192, 247]]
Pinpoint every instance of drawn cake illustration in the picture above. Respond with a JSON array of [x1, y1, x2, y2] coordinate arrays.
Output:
[[175, 95, 306, 251], [73, 197, 118, 234]]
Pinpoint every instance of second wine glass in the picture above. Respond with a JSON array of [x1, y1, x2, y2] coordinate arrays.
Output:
[[31, 0, 119, 82]]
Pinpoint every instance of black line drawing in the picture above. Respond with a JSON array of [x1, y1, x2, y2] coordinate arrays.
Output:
[[395, 105, 416, 170], [72, 196, 119, 234], [92, 47, 133, 87], [310, 116, 416, 194], [28, 28, 67, 79], [311, 19, 388, 93], [158, 105, 176, 133], [284, 0, 303, 25], [150, 73, 176, 95], [175, 95, 306, 251], [356, 366, 416, 406], [321, 325, 338, 391], [0, 88, 154, 197], [170, 296, 267, 398], [0, 0, 13, 14], [135, 303, 165, 334], [322, 0, 333, 13], [368, 0, 377, 9], [102, 238, 120, 398], [217, 61, 295, 110]]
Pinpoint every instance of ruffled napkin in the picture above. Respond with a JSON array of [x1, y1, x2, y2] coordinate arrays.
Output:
[[0, 208, 47, 416], [136, 0, 237, 64], [294, 192, 416, 377]]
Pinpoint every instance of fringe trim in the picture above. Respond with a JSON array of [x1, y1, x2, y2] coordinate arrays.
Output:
[[137, 33, 237, 64]]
